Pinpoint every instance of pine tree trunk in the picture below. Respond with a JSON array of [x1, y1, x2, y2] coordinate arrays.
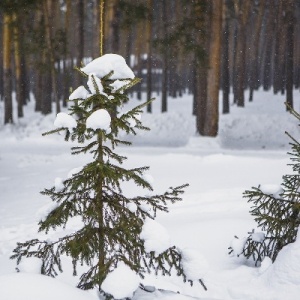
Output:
[[286, 0, 295, 110], [63, 0, 71, 107], [43, 0, 60, 114], [262, 4, 274, 92], [273, 0, 284, 94], [0, 13, 4, 102], [74, 0, 84, 87], [161, 0, 169, 113], [222, 0, 230, 114], [3, 13, 13, 124], [249, 0, 265, 102], [146, 0, 153, 113], [13, 13, 24, 118], [234, 0, 250, 107], [204, 0, 222, 136]]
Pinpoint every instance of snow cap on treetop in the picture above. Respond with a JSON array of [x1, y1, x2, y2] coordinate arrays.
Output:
[[81, 54, 135, 80]]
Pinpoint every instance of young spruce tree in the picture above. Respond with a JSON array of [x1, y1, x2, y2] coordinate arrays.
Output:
[[229, 106, 300, 266], [11, 54, 203, 297]]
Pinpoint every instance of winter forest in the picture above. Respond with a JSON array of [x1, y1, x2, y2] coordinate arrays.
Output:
[[1, 0, 300, 300]]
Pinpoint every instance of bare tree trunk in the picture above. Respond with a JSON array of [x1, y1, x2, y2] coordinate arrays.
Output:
[[204, 0, 222, 136], [3, 13, 13, 124]]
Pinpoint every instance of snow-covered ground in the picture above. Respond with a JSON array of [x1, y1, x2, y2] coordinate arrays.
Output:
[[1, 89, 300, 300]]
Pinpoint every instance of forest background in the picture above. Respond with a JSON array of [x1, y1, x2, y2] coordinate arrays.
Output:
[[0, 0, 299, 137]]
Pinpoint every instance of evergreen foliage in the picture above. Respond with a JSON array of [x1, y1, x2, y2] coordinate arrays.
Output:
[[229, 106, 300, 266], [10, 56, 201, 297]]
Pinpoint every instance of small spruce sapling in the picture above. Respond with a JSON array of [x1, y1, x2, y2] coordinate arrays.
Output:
[[229, 105, 300, 266], [11, 54, 206, 297]]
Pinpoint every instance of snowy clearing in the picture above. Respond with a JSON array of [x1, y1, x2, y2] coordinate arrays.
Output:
[[1, 89, 300, 299]]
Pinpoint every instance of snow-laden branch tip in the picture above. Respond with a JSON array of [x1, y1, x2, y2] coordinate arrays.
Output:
[[86, 109, 111, 132], [69, 86, 89, 100], [54, 113, 77, 131]]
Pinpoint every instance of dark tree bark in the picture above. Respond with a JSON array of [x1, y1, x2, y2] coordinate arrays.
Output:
[[234, 0, 250, 107], [222, 0, 230, 114], [13, 13, 24, 118], [261, 4, 274, 91], [273, 0, 285, 94], [146, 0, 153, 113], [249, 0, 265, 102], [204, 0, 222, 136], [3, 13, 13, 124], [286, 0, 295, 109], [161, 0, 169, 113], [43, 0, 60, 114]]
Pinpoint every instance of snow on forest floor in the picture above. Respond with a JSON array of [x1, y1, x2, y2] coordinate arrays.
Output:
[[1, 89, 300, 299]]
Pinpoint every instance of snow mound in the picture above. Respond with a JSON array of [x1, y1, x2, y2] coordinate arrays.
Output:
[[0, 273, 96, 300], [180, 248, 209, 280], [101, 262, 140, 299], [140, 219, 172, 255], [81, 54, 135, 80], [18, 257, 42, 274], [269, 230, 300, 285]]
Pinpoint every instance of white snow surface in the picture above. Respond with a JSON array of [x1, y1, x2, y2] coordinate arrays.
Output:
[[101, 262, 140, 299], [86, 109, 111, 131], [1, 89, 300, 299], [81, 54, 135, 80]]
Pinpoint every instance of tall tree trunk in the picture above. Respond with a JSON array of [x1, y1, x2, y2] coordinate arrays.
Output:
[[161, 0, 169, 113], [273, 0, 285, 94], [222, 0, 230, 114], [249, 0, 265, 102], [74, 0, 84, 87], [194, 0, 209, 135], [13, 13, 24, 118], [62, 0, 71, 107], [43, 0, 60, 114], [0, 14, 4, 102], [261, 2, 274, 91], [286, 0, 295, 109], [204, 0, 222, 136], [146, 0, 153, 113], [3, 13, 13, 124], [234, 0, 250, 107]]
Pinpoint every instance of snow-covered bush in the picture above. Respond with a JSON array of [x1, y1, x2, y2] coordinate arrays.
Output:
[[229, 107, 300, 265], [11, 54, 206, 298]]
